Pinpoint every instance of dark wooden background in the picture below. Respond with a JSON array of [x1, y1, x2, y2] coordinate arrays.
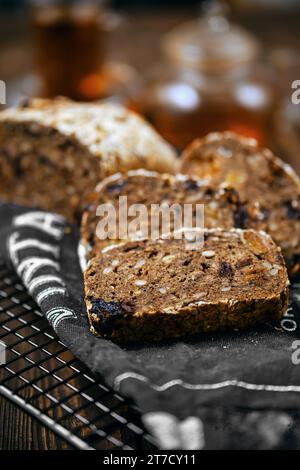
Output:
[[0, 6, 300, 450]]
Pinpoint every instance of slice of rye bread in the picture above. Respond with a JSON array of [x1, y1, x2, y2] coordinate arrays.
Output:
[[180, 132, 300, 277], [84, 229, 289, 342], [81, 170, 252, 256], [0, 97, 177, 222]]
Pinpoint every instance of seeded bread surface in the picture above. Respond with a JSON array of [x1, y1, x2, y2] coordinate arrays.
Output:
[[85, 229, 289, 342], [181, 132, 300, 276], [81, 170, 252, 256], [0, 98, 177, 222]]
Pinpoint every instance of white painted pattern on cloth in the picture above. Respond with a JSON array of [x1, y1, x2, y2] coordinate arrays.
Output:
[[77, 241, 89, 272], [142, 413, 205, 450], [17, 257, 60, 285], [46, 307, 76, 330], [9, 234, 60, 263], [28, 275, 65, 294], [143, 413, 180, 449], [114, 372, 300, 394], [36, 287, 66, 304], [15, 239, 60, 257], [180, 416, 205, 450], [14, 211, 65, 240]]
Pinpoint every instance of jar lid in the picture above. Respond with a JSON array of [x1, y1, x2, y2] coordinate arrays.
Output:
[[163, 1, 261, 72]]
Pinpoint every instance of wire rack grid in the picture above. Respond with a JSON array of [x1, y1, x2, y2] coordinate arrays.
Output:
[[0, 261, 156, 450]]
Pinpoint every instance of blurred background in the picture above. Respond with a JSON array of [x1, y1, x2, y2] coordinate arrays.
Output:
[[0, 0, 299, 167]]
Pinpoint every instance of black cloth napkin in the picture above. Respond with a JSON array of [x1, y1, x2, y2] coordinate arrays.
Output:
[[1, 202, 300, 450]]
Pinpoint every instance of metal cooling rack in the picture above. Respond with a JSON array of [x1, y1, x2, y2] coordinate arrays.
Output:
[[0, 261, 155, 450]]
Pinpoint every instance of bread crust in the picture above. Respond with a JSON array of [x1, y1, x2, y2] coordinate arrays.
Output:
[[81, 170, 253, 256], [84, 229, 289, 342], [181, 132, 300, 277], [0, 98, 177, 221]]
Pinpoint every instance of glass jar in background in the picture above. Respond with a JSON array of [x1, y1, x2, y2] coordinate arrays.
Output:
[[271, 48, 300, 172], [29, 0, 135, 101], [128, 1, 279, 150], [30, 0, 106, 100]]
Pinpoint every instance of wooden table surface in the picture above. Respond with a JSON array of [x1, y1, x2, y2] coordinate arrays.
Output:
[[0, 6, 300, 450], [0, 404, 72, 450]]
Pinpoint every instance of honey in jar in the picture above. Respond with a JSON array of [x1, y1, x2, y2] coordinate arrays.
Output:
[[30, 0, 134, 102], [30, 0, 108, 100], [129, 1, 278, 150]]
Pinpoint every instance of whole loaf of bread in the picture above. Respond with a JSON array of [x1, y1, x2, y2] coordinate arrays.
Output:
[[0, 97, 177, 222]]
